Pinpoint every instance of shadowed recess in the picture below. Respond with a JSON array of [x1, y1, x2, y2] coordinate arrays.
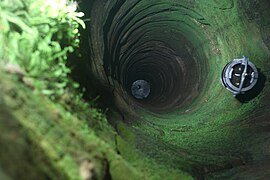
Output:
[[84, 0, 270, 179], [89, 0, 209, 113]]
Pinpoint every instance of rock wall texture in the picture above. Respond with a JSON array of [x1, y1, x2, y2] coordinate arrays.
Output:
[[1, 0, 270, 179]]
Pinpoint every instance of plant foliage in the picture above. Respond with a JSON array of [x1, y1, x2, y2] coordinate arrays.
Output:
[[0, 0, 85, 98]]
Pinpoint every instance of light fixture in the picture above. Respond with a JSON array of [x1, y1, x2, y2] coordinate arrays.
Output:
[[131, 80, 151, 99], [221, 56, 258, 96]]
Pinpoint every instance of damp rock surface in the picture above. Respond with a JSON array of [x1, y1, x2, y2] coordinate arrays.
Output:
[[0, 0, 270, 179], [84, 0, 270, 179]]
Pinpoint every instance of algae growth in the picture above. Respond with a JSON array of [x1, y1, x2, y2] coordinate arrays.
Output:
[[1, 0, 270, 179]]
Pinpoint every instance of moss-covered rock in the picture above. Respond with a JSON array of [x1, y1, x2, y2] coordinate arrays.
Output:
[[1, 0, 270, 179], [0, 68, 146, 179]]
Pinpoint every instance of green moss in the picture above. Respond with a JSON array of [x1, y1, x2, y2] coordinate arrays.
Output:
[[93, 0, 270, 178], [1, 0, 270, 179], [0, 68, 147, 179]]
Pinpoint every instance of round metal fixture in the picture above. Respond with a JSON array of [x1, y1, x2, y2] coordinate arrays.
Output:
[[131, 80, 151, 99], [221, 56, 258, 95]]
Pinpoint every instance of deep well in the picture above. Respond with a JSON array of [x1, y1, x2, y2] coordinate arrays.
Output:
[[82, 0, 270, 179], [1, 0, 270, 179]]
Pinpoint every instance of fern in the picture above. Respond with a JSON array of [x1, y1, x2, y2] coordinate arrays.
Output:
[[0, 0, 85, 99]]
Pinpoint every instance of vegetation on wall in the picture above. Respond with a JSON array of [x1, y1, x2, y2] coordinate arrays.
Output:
[[0, 1, 123, 179], [1, 0, 270, 179], [0, 0, 84, 98]]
